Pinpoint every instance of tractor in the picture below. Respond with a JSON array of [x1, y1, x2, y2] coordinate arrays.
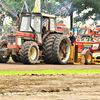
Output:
[[0, 12, 71, 64]]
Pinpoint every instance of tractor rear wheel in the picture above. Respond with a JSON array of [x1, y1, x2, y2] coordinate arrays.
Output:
[[53, 35, 71, 64], [42, 34, 61, 64], [85, 51, 92, 64], [20, 41, 39, 64], [0, 41, 10, 63]]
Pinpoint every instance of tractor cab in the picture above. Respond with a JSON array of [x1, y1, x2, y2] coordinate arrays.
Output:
[[19, 12, 57, 44]]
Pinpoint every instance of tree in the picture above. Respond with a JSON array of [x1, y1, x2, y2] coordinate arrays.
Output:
[[0, 0, 36, 20], [41, 0, 60, 14], [0, 0, 100, 24], [58, 0, 100, 23]]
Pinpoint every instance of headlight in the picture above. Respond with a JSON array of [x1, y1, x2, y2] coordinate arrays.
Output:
[[13, 42, 16, 45], [18, 37, 21, 45], [8, 42, 10, 45]]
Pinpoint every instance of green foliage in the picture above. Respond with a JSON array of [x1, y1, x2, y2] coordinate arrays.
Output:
[[41, 0, 59, 14], [59, 0, 100, 23], [0, 0, 100, 23], [1, 0, 36, 20], [1, 0, 60, 20]]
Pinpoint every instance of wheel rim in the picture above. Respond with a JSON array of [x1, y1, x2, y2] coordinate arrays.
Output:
[[59, 38, 70, 62], [30, 47, 37, 60], [87, 54, 91, 62]]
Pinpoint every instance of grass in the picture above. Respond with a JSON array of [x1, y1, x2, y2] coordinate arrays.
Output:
[[0, 69, 100, 75], [7, 58, 100, 75]]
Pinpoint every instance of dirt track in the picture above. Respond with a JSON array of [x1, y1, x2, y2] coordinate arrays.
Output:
[[0, 61, 100, 100], [0, 74, 100, 100], [0, 61, 99, 71]]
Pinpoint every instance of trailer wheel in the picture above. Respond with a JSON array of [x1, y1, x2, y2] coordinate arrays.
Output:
[[20, 41, 39, 64], [53, 35, 71, 64], [12, 55, 20, 62], [85, 51, 92, 64], [0, 41, 10, 63]]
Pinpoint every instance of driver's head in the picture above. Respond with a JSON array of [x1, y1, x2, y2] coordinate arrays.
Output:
[[69, 31, 73, 37]]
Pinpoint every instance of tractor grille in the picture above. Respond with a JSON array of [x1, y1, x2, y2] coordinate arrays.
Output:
[[8, 36, 16, 45]]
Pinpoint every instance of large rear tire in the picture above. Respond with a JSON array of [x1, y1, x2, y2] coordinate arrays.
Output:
[[20, 41, 39, 64], [42, 34, 61, 64], [0, 41, 10, 63], [53, 35, 71, 64]]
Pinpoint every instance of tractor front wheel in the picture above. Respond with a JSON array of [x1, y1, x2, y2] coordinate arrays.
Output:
[[20, 41, 39, 64]]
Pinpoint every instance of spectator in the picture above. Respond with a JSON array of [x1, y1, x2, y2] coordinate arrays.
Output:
[[91, 35, 94, 41], [69, 31, 75, 45], [76, 36, 81, 42], [89, 38, 92, 42], [96, 37, 99, 42], [95, 36, 97, 40], [83, 37, 87, 42], [93, 38, 96, 42]]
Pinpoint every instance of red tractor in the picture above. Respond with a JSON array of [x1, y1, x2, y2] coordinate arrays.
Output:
[[77, 25, 98, 36], [0, 12, 71, 64]]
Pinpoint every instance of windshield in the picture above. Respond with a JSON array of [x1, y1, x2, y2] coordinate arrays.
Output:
[[20, 15, 41, 32], [79, 29, 85, 35], [31, 15, 41, 32], [20, 16, 31, 32]]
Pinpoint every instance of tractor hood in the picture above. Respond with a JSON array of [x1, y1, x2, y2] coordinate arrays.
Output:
[[16, 31, 35, 38]]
